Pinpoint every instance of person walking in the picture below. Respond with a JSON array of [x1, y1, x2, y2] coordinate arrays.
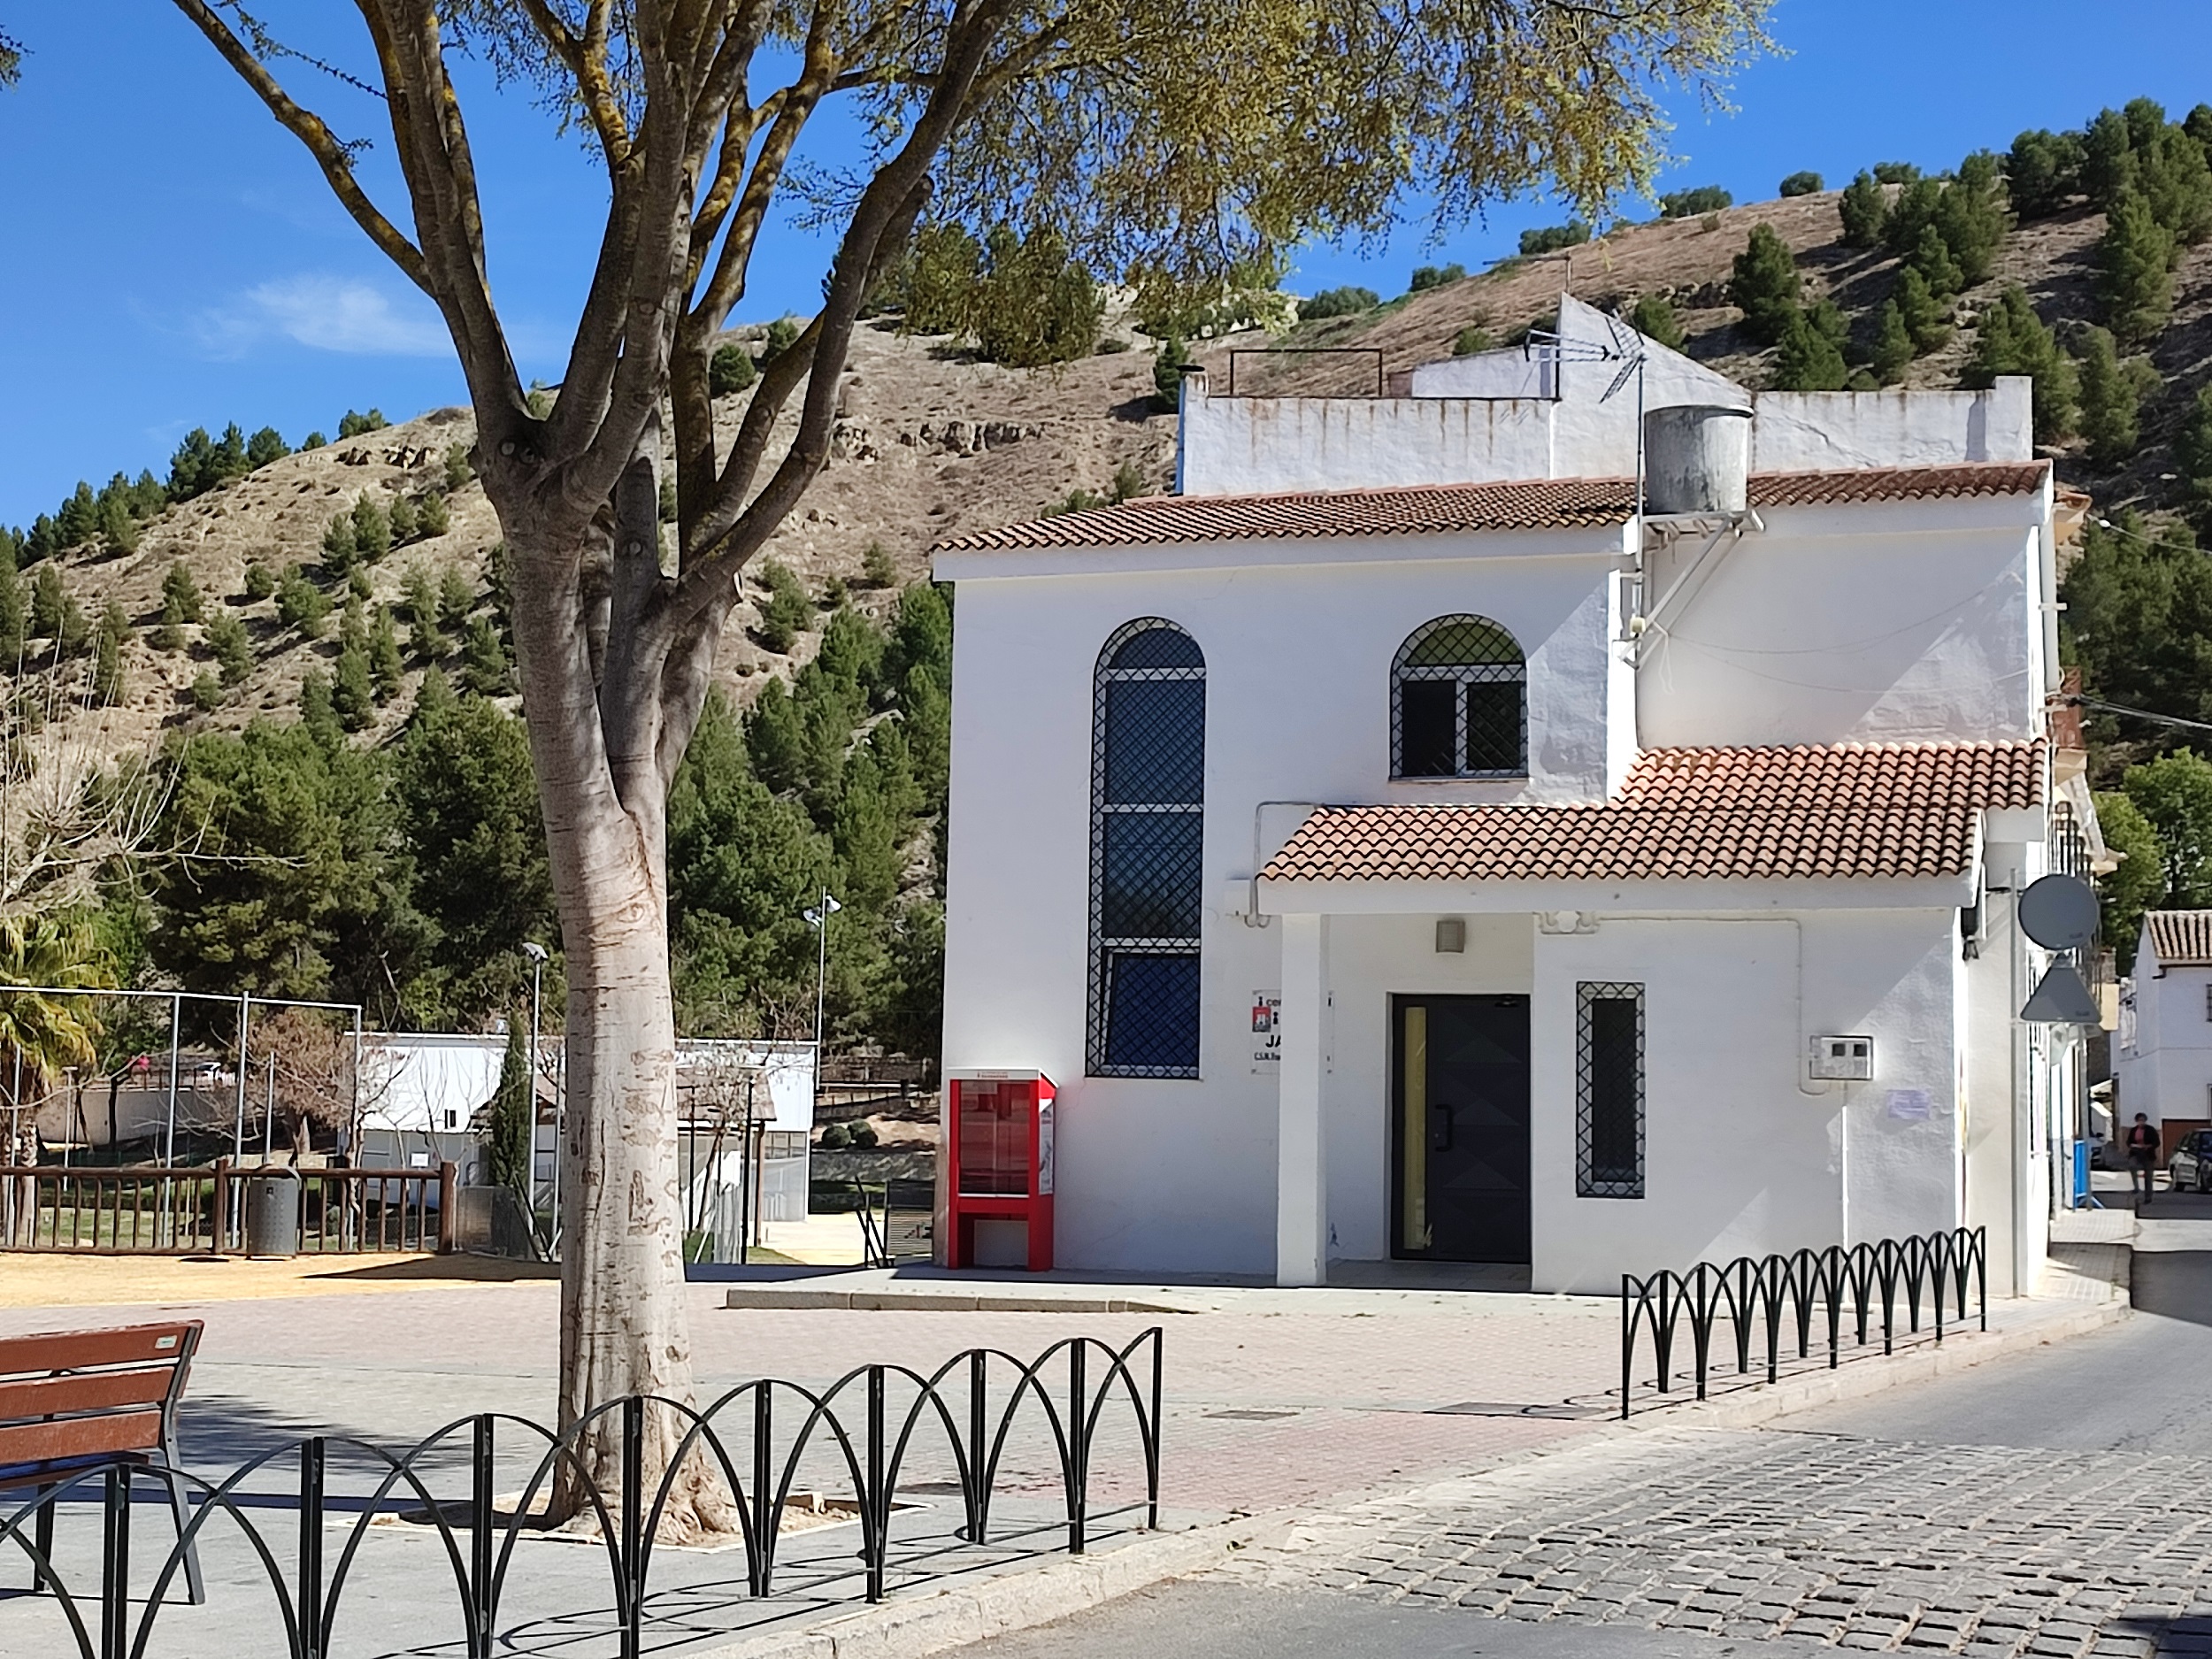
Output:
[[2126, 1112, 2162, 1209]]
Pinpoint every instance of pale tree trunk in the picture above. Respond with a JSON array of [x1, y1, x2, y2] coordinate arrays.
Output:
[[510, 450, 735, 1534]]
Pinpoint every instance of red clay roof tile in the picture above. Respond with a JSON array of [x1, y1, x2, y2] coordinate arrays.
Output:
[[936, 464, 2049, 553], [1258, 741, 2045, 887]]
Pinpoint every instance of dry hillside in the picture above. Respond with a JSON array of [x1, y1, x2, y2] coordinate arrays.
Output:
[[29, 179, 2212, 776]]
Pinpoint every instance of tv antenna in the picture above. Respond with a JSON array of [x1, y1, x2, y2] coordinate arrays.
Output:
[[1522, 310, 1651, 523]]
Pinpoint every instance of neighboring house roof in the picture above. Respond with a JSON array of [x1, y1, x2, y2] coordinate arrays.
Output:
[[2144, 910, 2212, 967], [1259, 741, 2045, 886], [937, 463, 2051, 553]]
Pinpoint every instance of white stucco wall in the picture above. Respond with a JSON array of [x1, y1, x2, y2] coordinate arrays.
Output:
[[1637, 503, 2047, 749], [1750, 383, 2034, 470], [2115, 933, 2212, 1125], [1177, 394, 1557, 495]]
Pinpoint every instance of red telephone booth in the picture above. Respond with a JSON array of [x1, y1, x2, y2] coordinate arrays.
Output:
[[943, 1071, 1055, 1271]]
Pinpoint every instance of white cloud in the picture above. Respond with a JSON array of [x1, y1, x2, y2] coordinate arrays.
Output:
[[195, 274, 452, 358]]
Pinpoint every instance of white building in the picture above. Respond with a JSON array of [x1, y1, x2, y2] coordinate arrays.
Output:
[[2115, 911, 2212, 1156], [933, 297, 2096, 1297]]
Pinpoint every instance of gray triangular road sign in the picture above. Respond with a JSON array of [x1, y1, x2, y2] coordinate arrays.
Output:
[[2020, 959, 2101, 1025]]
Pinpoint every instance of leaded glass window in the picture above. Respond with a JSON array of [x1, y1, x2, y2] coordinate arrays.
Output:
[[1390, 615, 1526, 779], [1577, 982, 1645, 1199], [1088, 619, 1206, 1078]]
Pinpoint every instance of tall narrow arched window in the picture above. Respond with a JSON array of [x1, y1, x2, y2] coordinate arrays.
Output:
[[1391, 615, 1526, 779], [1088, 619, 1206, 1078]]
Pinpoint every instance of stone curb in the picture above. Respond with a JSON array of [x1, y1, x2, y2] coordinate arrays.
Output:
[[1637, 1294, 2131, 1431], [722, 1288, 1193, 1314], [687, 1512, 1283, 1659]]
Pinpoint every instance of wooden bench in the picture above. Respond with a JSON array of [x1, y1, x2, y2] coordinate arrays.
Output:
[[0, 1321, 205, 1602]]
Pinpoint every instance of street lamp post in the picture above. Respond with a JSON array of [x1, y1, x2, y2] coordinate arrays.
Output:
[[802, 891, 841, 1053]]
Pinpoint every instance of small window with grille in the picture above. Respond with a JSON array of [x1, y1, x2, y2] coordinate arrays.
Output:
[[1578, 982, 1645, 1199], [2203, 981, 2212, 1023], [1088, 619, 1206, 1078], [1391, 616, 1526, 779]]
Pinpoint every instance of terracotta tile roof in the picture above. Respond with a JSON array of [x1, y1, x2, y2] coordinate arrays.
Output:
[[1258, 741, 2045, 887], [2145, 910, 2212, 966], [937, 464, 2049, 553]]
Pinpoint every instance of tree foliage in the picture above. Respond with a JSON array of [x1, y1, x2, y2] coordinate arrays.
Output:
[[1778, 170, 1822, 197], [1729, 223, 1800, 343], [1837, 171, 1886, 248], [1964, 286, 2076, 442], [2099, 189, 2177, 343], [2073, 325, 2157, 470]]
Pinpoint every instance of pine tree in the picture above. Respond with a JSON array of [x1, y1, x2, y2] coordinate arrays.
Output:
[[321, 511, 358, 577], [2081, 108, 2136, 209], [861, 541, 899, 588], [485, 1012, 533, 1200], [0, 542, 23, 664], [2099, 189, 2177, 343], [299, 670, 342, 748], [1893, 266, 1952, 353], [93, 600, 128, 705], [2074, 326, 2150, 469], [30, 565, 64, 640], [2177, 386, 2212, 531], [389, 494, 419, 545], [1870, 300, 1914, 383], [188, 672, 224, 712], [336, 409, 388, 439], [332, 641, 375, 731], [204, 610, 254, 686], [1966, 287, 2077, 442], [97, 494, 139, 554], [23, 515, 54, 565], [419, 493, 450, 538], [1934, 151, 2010, 286], [161, 561, 204, 624], [1837, 171, 1886, 247], [413, 664, 457, 719], [443, 444, 473, 490], [152, 594, 188, 654], [459, 618, 514, 696], [1628, 294, 1686, 349], [1728, 224, 1800, 344], [350, 494, 392, 563], [276, 568, 332, 638], [246, 426, 289, 469], [56, 481, 96, 547], [1769, 307, 1848, 391], [243, 562, 277, 602], [708, 342, 757, 395], [56, 595, 90, 660], [1883, 177, 1945, 257], [2137, 121, 2212, 244], [2007, 128, 2083, 219], [1906, 222, 1963, 300], [369, 610, 405, 701], [436, 567, 476, 633]]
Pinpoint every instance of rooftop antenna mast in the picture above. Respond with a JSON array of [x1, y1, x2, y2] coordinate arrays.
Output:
[[1522, 310, 1650, 522]]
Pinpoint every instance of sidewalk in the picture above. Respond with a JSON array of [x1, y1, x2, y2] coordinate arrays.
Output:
[[0, 1238, 2137, 1659]]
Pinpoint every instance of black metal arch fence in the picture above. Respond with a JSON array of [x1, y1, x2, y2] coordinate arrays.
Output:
[[1620, 1227, 1986, 1417], [1, 1330, 1163, 1659]]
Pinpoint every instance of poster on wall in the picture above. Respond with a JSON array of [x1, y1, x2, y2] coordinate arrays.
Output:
[[1250, 992, 1282, 1076], [1885, 1088, 1933, 1122]]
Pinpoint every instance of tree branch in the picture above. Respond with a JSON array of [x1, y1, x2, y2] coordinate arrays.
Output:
[[167, 0, 433, 293]]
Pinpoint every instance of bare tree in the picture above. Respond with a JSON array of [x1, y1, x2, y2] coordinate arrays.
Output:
[[255, 1007, 352, 1163], [169, 0, 1770, 1528]]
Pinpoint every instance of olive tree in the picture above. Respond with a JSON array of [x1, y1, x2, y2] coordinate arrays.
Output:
[[169, 0, 1770, 1529]]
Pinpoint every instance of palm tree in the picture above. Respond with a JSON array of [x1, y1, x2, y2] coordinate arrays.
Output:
[[0, 911, 114, 1161]]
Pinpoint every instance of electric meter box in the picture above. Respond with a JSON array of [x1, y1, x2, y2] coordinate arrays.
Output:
[[944, 1071, 1056, 1272], [1809, 1035, 1874, 1081]]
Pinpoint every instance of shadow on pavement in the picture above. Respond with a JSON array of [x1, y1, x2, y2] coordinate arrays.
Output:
[[2130, 1250, 2212, 1330]]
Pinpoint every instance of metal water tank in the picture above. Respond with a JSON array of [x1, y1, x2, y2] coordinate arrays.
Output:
[[1643, 405, 1753, 514]]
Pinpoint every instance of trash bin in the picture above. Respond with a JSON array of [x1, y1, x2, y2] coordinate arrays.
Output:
[[244, 1167, 303, 1257]]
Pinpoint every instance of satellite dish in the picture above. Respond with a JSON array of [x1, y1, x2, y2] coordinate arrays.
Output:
[[2017, 874, 2099, 952]]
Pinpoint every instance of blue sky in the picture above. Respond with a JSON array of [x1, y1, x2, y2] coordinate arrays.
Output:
[[3, 0, 2210, 526]]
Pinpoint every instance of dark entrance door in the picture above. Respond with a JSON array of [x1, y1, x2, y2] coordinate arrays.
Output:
[[1392, 995, 1531, 1263]]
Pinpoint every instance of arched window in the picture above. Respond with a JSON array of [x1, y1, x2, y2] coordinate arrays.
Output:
[[1088, 619, 1206, 1078], [1391, 615, 1526, 779]]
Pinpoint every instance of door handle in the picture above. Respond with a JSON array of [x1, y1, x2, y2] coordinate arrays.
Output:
[[1429, 1102, 1452, 1151]]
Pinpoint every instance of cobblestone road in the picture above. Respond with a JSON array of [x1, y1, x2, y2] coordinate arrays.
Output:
[[1216, 1425, 2212, 1658]]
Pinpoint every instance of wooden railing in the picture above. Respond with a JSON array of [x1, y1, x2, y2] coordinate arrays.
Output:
[[0, 1162, 455, 1255]]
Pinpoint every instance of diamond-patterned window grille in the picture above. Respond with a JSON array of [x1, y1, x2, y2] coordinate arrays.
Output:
[[1089, 618, 1205, 1078], [1577, 982, 1645, 1199], [1391, 615, 1526, 779]]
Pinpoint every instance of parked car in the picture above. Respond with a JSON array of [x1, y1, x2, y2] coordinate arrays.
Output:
[[2168, 1129, 2212, 1195]]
